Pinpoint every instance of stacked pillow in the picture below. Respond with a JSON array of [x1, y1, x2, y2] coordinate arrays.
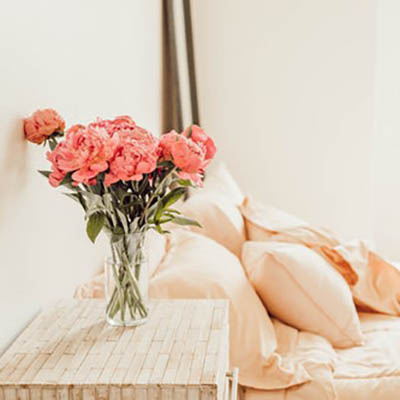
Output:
[[240, 196, 358, 285], [240, 195, 400, 320], [184, 165, 363, 348], [239, 196, 363, 348]]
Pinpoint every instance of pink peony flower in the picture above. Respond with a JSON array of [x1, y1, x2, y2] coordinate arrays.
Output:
[[159, 130, 206, 184], [47, 125, 118, 187], [118, 125, 159, 149], [105, 128, 159, 186], [24, 109, 65, 144], [183, 125, 216, 163], [89, 115, 136, 137]]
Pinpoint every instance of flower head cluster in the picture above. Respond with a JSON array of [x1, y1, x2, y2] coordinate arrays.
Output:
[[24, 109, 65, 144], [183, 125, 216, 163], [105, 127, 160, 186], [37, 111, 215, 188], [47, 125, 118, 187], [159, 125, 216, 184]]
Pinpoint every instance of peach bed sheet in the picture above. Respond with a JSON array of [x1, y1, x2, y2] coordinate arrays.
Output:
[[243, 312, 400, 400]]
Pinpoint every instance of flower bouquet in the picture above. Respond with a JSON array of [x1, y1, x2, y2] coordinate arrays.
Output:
[[24, 109, 216, 326]]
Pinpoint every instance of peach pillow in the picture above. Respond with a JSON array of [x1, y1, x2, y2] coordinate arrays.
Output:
[[240, 196, 400, 318], [240, 196, 358, 285], [149, 229, 310, 390], [242, 241, 363, 348], [180, 193, 246, 257], [200, 161, 244, 206], [179, 162, 246, 257], [323, 240, 400, 316]]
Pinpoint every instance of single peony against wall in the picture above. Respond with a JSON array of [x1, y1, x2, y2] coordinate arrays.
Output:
[[24, 109, 216, 326], [24, 109, 65, 146]]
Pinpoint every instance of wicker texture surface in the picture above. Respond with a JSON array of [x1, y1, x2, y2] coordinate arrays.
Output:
[[0, 299, 230, 400]]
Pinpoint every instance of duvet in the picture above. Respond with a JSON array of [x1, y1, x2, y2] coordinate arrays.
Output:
[[244, 313, 400, 400]]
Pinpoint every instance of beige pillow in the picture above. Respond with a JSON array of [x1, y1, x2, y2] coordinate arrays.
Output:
[[200, 161, 244, 206], [150, 229, 310, 390], [323, 239, 400, 316], [240, 196, 358, 286], [242, 241, 363, 348], [180, 162, 246, 257], [241, 196, 400, 318], [180, 193, 246, 257]]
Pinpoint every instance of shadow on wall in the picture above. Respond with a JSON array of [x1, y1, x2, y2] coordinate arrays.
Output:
[[0, 118, 28, 221]]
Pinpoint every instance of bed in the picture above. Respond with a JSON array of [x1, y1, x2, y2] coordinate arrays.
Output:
[[75, 163, 400, 400], [243, 312, 400, 400]]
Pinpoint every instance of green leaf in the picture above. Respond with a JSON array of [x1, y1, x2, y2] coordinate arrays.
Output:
[[46, 136, 58, 151], [171, 216, 202, 228], [83, 192, 104, 217], [63, 192, 87, 211], [154, 187, 186, 222], [116, 208, 129, 234], [138, 175, 149, 195], [38, 170, 51, 178], [158, 217, 172, 224], [164, 187, 187, 207], [177, 179, 193, 187], [60, 173, 73, 186], [165, 208, 181, 215], [86, 213, 105, 243], [102, 193, 118, 226], [52, 130, 64, 138], [157, 160, 174, 168]]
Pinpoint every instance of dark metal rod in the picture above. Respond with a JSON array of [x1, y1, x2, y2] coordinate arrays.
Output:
[[164, 0, 183, 132], [183, 0, 200, 125]]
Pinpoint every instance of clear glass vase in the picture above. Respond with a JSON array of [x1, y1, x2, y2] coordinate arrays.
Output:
[[105, 232, 149, 327]]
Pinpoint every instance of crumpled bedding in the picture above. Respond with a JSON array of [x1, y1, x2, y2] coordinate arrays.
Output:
[[244, 312, 400, 400], [74, 228, 400, 400], [75, 269, 400, 400]]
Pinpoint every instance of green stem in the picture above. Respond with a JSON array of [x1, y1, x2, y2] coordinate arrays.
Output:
[[141, 167, 177, 225], [106, 233, 148, 323], [111, 262, 125, 321]]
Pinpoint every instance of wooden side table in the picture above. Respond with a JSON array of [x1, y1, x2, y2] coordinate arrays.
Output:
[[0, 299, 238, 400]]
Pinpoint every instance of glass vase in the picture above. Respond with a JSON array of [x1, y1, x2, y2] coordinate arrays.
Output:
[[105, 232, 149, 327]]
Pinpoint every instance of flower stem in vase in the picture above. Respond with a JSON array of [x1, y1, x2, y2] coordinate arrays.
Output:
[[105, 233, 149, 326]]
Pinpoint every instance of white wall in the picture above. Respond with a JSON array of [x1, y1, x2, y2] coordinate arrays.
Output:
[[371, 0, 400, 260], [0, 0, 161, 353], [193, 0, 377, 243], [2, 0, 400, 355]]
